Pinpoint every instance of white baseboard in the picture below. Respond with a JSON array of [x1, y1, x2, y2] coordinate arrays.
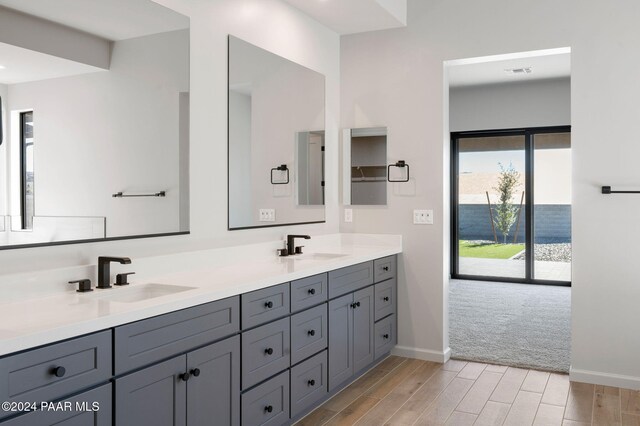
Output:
[[570, 367, 640, 390], [392, 345, 451, 363]]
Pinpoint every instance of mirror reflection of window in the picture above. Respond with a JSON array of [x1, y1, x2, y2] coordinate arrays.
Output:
[[297, 131, 325, 206], [21, 111, 34, 230]]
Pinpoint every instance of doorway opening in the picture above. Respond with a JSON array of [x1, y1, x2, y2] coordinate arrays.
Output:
[[445, 47, 572, 372]]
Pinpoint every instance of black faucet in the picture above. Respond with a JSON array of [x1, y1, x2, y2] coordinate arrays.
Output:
[[97, 256, 132, 289], [286, 235, 311, 255]]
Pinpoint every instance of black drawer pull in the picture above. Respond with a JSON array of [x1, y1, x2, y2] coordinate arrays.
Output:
[[180, 372, 191, 382], [265, 348, 274, 355], [383, 296, 390, 302], [264, 301, 274, 309], [382, 266, 390, 271], [51, 366, 66, 378], [308, 288, 316, 295], [190, 368, 201, 377], [308, 379, 316, 386], [265, 405, 273, 413], [383, 334, 390, 339], [308, 329, 316, 336]]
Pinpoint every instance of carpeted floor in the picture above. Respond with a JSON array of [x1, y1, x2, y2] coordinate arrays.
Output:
[[449, 279, 571, 373]]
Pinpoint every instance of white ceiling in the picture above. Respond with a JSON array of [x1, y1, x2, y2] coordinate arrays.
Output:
[[448, 52, 571, 88], [0, 0, 189, 41], [0, 42, 103, 84], [282, 0, 407, 35]]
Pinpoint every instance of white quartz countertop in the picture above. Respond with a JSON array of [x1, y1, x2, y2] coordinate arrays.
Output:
[[0, 234, 401, 356]]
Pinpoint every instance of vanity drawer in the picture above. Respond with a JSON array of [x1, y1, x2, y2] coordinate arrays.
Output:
[[241, 318, 290, 390], [1, 383, 112, 426], [241, 283, 290, 329], [374, 255, 396, 283], [374, 277, 396, 321], [291, 273, 328, 312], [291, 304, 327, 365], [290, 350, 328, 419], [241, 370, 289, 426], [114, 296, 239, 375], [328, 261, 373, 298], [0, 331, 112, 419], [374, 314, 396, 360]]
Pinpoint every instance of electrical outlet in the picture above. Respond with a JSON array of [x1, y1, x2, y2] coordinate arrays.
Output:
[[413, 209, 433, 225], [344, 209, 353, 223], [259, 209, 276, 222]]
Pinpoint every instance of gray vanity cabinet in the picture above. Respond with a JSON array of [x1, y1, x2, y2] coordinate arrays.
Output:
[[115, 335, 240, 426], [1, 384, 112, 426], [116, 355, 187, 426], [328, 286, 374, 391]]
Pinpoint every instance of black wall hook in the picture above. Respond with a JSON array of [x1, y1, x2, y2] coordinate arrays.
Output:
[[388, 160, 410, 182], [271, 164, 289, 184]]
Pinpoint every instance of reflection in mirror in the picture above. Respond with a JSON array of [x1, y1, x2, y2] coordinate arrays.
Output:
[[297, 131, 325, 206], [228, 36, 326, 229], [344, 127, 387, 205], [0, 0, 190, 248]]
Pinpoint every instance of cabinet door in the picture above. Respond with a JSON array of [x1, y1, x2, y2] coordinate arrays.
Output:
[[1, 383, 111, 426], [353, 286, 374, 373], [328, 293, 353, 391], [115, 355, 187, 426], [187, 335, 240, 426]]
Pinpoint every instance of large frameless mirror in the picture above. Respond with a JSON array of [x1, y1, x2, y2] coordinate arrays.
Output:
[[228, 35, 326, 230], [0, 0, 190, 249]]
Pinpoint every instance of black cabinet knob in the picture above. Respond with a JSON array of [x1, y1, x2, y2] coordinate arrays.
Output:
[[190, 368, 201, 377], [355, 301, 361, 307], [308, 329, 316, 336], [265, 348, 274, 355], [308, 288, 316, 295], [383, 334, 390, 339], [264, 301, 274, 309], [382, 266, 389, 271], [383, 296, 390, 302], [52, 366, 66, 378], [265, 405, 273, 413], [180, 372, 191, 382], [308, 379, 316, 386]]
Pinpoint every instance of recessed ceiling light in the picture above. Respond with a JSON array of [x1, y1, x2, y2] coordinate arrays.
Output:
[[504, 67, 532, 75], [0, 65, 6, 70]]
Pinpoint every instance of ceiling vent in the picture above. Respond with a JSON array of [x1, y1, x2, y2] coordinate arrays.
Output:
[[504, 67, 532, 75]]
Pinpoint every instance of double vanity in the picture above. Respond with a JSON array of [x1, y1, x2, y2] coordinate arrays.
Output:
[[0, 235, 401, 426]]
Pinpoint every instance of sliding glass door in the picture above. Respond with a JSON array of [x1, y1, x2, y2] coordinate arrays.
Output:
[[451, 126, 571, 285]]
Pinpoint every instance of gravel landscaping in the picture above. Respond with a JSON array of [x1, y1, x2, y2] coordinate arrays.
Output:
[[513, 243, 571, 263]]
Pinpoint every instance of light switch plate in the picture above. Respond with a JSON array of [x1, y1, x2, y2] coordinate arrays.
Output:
[[344, 208, 353, 223], [414, 209, 433, 225], [259, 209, 276, 222]]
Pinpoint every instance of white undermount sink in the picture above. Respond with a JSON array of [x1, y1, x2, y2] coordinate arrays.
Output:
[[95, 283, 196, 303], [286, 253, 347, 261]]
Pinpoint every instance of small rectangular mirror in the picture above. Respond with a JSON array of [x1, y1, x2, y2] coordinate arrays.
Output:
[[228, 36, 326, 229], [343, 127, 387, 205]]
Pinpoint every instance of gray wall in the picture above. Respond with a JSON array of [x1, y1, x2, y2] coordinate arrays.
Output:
[[459, 204, 571, 243], [450, 78, 571, 131]]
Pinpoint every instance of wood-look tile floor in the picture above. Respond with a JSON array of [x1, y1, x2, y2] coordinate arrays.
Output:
[[295, 357, 640, 426]]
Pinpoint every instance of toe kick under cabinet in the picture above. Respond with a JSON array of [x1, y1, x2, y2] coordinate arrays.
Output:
[[0, 255, 397, 426]]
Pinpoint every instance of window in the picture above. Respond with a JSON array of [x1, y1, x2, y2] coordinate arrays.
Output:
[[20, 111, 34, 230], [451, 126, 571, 285]]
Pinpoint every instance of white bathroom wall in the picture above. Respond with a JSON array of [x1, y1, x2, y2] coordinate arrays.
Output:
[[341, 0, 640, 388], [450, 78, 571, 132], [6, 29, 188, 237], [0, 0, 340, 273], [0, 83, 7, 220]]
